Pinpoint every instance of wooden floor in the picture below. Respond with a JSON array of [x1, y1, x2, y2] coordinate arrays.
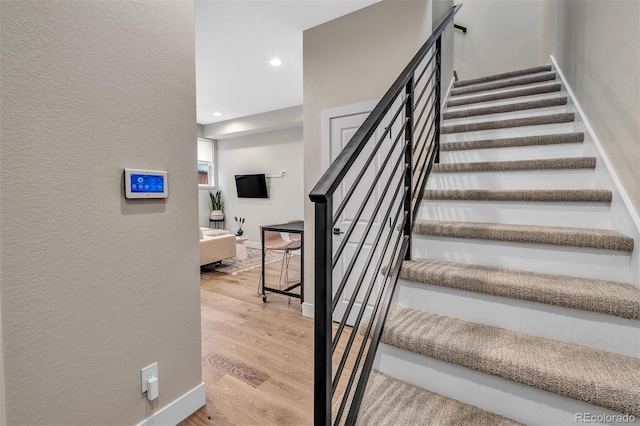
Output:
[[180, 257, 361, 426]]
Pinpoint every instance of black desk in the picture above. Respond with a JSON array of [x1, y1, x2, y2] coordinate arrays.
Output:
[[261, 221, 303, 303]]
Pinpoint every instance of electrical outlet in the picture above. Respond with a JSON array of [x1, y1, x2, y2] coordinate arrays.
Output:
[[141, 362, 158, 393]]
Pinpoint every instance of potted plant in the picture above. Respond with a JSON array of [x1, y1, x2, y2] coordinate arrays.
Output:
[[209, 190, 224, 220]]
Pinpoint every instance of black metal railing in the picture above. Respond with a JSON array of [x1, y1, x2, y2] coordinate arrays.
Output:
[[309, 5, 462, 425]]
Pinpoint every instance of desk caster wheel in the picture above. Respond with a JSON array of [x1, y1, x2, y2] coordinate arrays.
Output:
[[262, 295, 267, 303]]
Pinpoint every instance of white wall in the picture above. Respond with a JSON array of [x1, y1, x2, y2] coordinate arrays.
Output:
[[453, 0, 547, 80], [216, 127, 304, 243], [544, 0, 640, 215], [303, 0, 433, 308], [0, 2, 201, 424], [199, 187, 215, 228]]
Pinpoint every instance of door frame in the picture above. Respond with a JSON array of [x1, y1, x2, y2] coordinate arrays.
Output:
[[320, 99, 385, 325]]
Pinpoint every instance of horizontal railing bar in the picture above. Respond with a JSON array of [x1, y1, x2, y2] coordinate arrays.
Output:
[[331, 194, 406, 389], [413, 81, 436, 129], [412, 149, 433, 197], [332, 213, 407, 425], [331, 158, 407, 311], [412, 142, 437, 216], [412, 100, 435, 152], [331, 175, 406, 352], [413, 103, 437, 155], [412, 84, 436, 134], [309, 4, 461, 203], [413, 66, 437, 112], [413, 131, 436, 188], [330, 124, 407, 270], [412, 80, 436, 132], [411, 122, 436, 188], [345, 236, 410, 424], [413, 52, 436, 88], [332, 98, 409, 227], [412, 149, 435, 206]]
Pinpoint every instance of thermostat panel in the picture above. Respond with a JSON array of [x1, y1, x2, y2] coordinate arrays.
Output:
[[125, 169, 168, 199]]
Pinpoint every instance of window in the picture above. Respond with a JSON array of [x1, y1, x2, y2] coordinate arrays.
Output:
[[197, 138, 215, 188]]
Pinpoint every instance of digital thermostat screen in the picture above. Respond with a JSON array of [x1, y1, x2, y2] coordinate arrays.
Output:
[[130, 174, 165, 193], [124, 168, 167, 199]]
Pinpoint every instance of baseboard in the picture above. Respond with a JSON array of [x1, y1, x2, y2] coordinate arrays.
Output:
[[136, 382, 206, 426], [442, 75, 456, 107], [549, 55, 640, 232], [550, 55, 640, 286], [302, 302, 314, 318], [245, 241, 260, 249]]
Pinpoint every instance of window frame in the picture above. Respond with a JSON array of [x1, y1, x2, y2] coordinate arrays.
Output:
[[197, 138, 216, 190]]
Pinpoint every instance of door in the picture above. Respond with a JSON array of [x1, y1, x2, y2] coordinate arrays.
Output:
[[322, 100, 404, 326]]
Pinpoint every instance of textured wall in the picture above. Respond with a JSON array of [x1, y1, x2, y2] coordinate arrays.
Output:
[[303, 0, 432, 306], [548, 0, 640, 215], [0, 1, 201, 424]]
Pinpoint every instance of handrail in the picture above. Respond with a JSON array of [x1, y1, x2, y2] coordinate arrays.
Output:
[[309, 3, 462, 203], [310, 5, 462, 425], [455, 23, 467, 33]]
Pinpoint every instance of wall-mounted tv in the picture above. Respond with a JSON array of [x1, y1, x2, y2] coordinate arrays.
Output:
[[235, 174, 268, 198]]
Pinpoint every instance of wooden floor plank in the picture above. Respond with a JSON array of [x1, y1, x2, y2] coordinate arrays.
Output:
[[181, 261, 362, 426]]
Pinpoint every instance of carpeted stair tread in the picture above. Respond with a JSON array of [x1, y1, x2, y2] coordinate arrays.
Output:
[[441, 133, 584, 152], [433, 157, 595, 173], [382, 305, 640, 416], [450, 72, 556, 97], [355, 370, 523, 426], [413, 219, 635, 252], [441, 113, 575, 134], [443, 97, 567, 120], [448, 84, 561, 107], [454, 65, 552, 88], [424, 189, 612, 203], [399, 259, 640, 319]]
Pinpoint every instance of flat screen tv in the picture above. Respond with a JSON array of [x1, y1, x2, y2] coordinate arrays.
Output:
[[235, 174, 268, 198]]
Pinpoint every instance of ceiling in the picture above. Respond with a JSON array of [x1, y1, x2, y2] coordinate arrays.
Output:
[[195, 0, 379, 125]]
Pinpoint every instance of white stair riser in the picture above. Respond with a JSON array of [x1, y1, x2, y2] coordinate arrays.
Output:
[[440, 142, 586, 162], [450, 79, 558, 100], [375, 344, 630, 426], [441, 121, 577, 142], [411, 235, 633, 283], [417, 200, 612, 229], [443, 105, 572, 126], [427, 169, 598, 190], [445, 91, 569, 113], [394, 281, 640, 356]]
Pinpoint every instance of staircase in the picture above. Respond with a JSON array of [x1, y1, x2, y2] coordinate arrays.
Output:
[[358, 65, 640, 424]]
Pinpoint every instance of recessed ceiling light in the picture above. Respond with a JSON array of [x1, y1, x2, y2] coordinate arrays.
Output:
[[213, 112, 221, 117], [270, 58, 282, 67]]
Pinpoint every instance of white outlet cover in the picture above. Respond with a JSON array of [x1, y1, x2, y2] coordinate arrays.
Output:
[[141, 362, 158, 393]]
